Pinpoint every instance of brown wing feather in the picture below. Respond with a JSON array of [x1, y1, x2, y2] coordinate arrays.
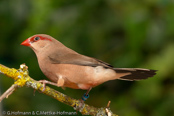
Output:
[[48, 52, 113, 68]]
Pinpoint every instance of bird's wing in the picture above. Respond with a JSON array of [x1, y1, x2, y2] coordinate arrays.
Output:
[[48, 52, 113, 68]]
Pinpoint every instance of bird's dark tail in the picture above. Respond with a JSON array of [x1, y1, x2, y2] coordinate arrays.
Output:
[[114, 68, 157, 81]]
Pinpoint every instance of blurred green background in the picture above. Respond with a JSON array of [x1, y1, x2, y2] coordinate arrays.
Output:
[[0, 0, 174, 116]]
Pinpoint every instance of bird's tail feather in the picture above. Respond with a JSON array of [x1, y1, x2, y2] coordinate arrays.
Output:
[[114, 68, 157, 81]]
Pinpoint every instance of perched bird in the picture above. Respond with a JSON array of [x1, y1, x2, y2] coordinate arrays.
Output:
[[21, 34, 156, 94]]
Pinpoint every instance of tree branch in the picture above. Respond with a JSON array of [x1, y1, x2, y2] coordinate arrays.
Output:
[[0, 84, 18, 102], [0, 64, 118, 116]]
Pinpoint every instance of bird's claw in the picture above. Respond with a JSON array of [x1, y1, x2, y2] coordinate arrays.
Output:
[[38, 80, 47, 92], [74, 99, 85, 114], [38, 80, 58, 92]]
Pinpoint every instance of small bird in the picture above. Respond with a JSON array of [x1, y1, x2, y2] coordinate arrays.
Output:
[[21, 34, 156, 95]]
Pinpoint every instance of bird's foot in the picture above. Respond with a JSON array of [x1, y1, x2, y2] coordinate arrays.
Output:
[[74, 98, 85, 114], [38, 80, 57, 92]]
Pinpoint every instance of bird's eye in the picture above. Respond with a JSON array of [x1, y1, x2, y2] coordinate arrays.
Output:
[[34, 37, 40, 41]]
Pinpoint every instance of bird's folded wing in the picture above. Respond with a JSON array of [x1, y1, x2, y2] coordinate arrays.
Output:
[[48, 52, 113, 68]]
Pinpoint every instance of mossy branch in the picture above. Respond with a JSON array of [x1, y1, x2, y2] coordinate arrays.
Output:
[[0, 64, 118, 116]]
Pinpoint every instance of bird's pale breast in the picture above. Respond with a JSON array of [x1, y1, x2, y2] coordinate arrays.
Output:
[[42, 64, 117, 90]]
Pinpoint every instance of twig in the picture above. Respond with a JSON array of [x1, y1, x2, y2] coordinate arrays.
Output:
[[105, 101, 112, 116], [106, 101, 111, 108], [0, 64, 118, 116], [0, 84, 18, 102]]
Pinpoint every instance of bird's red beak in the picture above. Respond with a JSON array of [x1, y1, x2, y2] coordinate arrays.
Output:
[[21, 39, 31, 46]]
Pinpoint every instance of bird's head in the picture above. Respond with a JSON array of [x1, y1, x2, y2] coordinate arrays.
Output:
[[21, 34, 55, 52]]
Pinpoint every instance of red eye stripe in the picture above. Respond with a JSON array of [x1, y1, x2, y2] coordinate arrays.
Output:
[[30, 35, 52, 42]]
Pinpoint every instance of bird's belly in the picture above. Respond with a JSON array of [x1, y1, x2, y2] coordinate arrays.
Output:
[[53, 64, 96, 88], [41, 64, 117, 90]]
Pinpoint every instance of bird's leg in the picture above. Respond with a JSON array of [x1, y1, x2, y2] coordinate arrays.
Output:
[[85, 87, 92, 96], [38, 80, 58, 92], [75, 87, 92, 113]]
